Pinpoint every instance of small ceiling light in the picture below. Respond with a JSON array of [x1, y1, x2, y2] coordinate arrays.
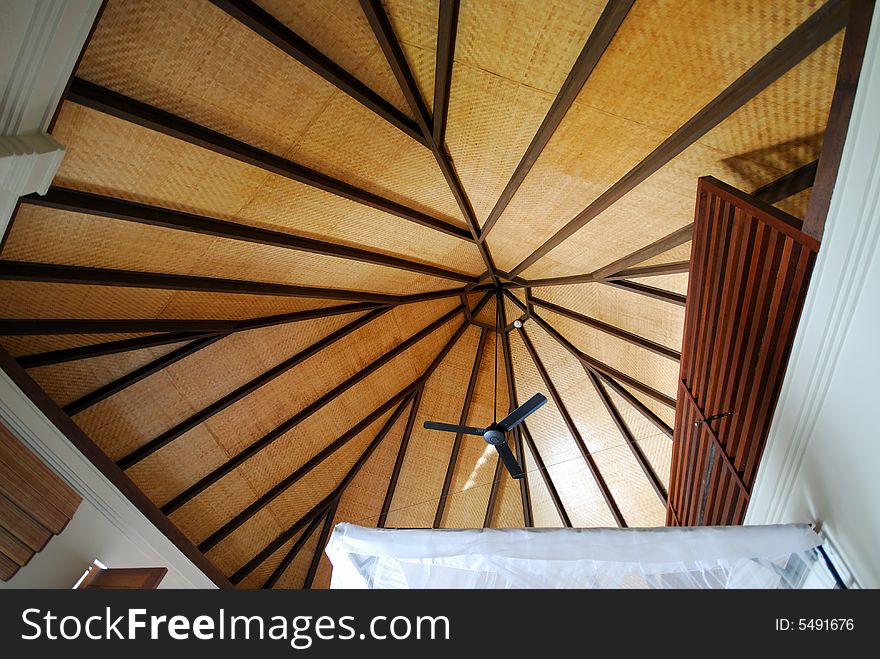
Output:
[[513, 319, 523, 328]]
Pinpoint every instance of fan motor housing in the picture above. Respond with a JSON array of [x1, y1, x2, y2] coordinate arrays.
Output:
[[483, 428, 506, 446]]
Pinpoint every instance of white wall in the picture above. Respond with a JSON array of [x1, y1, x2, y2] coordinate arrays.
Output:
[[0, 366, 217, 589], [1, 498, 195, 589], [745, 8, 880, 588]]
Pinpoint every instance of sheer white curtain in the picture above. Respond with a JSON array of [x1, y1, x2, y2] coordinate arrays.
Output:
[[326, 523, 822, 589]]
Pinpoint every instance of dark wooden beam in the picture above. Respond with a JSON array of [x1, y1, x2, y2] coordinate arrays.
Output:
[[66, 78, 470, 240], [119, 308, 390, 470], [752, 159, 818, 205], [194, 387, 413, 551], [358, 0, 498, 277], [23, 187, 477, 283], [600, 279, 686, 306], [596, 372, 673, 439], [15, 301, 380, 366], [433, 327, 486, 528], [510, 0, 847, 277], [2, 318, 241, 336], [377, 386, 424, 528], [0, 347, 233, 588], [359, 0, 432, 134], [504, 260, 691, 290], [504, 272, 598, 289], [208, 0, 425, 145], [591, 224, 695, 282], [230, 494, 332, 584], [587, 368, 667, 504], [517, 326, 626, 527], [63, 335, 223, 416], [303, 499, 339, 589], [531, 297, 681, 361], [119, 304, 460, 470], [0, 259, 406, 304], [499, 297, 532, 526], [397, 285, 477, 305], [520, 424, 571, 527], [231, 318, 474, 582], [230, 392, 412, 583], [433, 0, 459, 147], [516, 298, 676, 409], [479, 0, 635, 241], [803, 0, 875, 240], [261, 511, 324, 589], [607, 260, 691, 279]]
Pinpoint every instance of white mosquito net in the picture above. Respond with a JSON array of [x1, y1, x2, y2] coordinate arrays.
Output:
[[326, 523, 823, 589]]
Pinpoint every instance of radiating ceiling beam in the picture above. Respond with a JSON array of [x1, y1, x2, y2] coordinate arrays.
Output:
[[261, 511, 324, 589], [2, 318, 238, 336], [433, 327, 487, 528], [499, 297, 532, 526], [359, 0, 498, 278], [520, 424, 571, 527], [432, 0, 459, 147], [120, 308, 390, 470], [509, 0, 848, 277], [377, 386, 424, 528], [530, 297, 680, 361], [63, 335, 223, 416], [119, 304, 462, 471], [751, 159, 818, 205], [500, 258, 691, 290], [23, 187, 478, 283], [66, 78, 470, 240], [15, 301, 382, 367], [303, 499, 339, 589], [803, 0, 875, 240], [195, 387, 413, 551], [230, 494, 333, 585], [511, 295, 676, 409], [586, 368, 667, 504], [479, 0, 635, 241], [596, 372, 673, 439], [606, 261, 691, 279], [588, 224, 695, 282], [0, 259, 406, 305], [600, 279, 686, 306], [517, 326, 626, 527], [230, 313, 477, 583], [208, 0, 425, 146]]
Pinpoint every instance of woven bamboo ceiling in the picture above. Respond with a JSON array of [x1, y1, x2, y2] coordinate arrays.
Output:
[[0, 0, 844, 588]]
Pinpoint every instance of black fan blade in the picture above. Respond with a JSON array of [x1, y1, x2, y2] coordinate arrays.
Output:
[[495, 442, 524, 479], [497, 393, 547, 432], [423, 420, 485, 436]]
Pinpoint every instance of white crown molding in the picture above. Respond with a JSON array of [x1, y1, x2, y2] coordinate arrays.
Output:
[[0, 0, 101, 239], [0, 369, 217, 589], [745, 9, 880, 581], [0, 0, 101, 135]]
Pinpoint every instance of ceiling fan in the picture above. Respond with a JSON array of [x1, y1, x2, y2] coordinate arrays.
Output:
[[423, 292, 547, 479]]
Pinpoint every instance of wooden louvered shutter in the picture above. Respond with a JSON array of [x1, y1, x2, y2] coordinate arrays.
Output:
[[0, 422, 82, 580], [668, 177, 819, 527]]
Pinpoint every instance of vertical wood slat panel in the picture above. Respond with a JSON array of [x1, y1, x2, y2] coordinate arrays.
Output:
[[667, 177, 818, 526], [0, 422, 83, 579]]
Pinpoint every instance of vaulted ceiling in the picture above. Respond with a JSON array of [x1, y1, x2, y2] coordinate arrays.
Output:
[[0, 0, 843, 588]]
